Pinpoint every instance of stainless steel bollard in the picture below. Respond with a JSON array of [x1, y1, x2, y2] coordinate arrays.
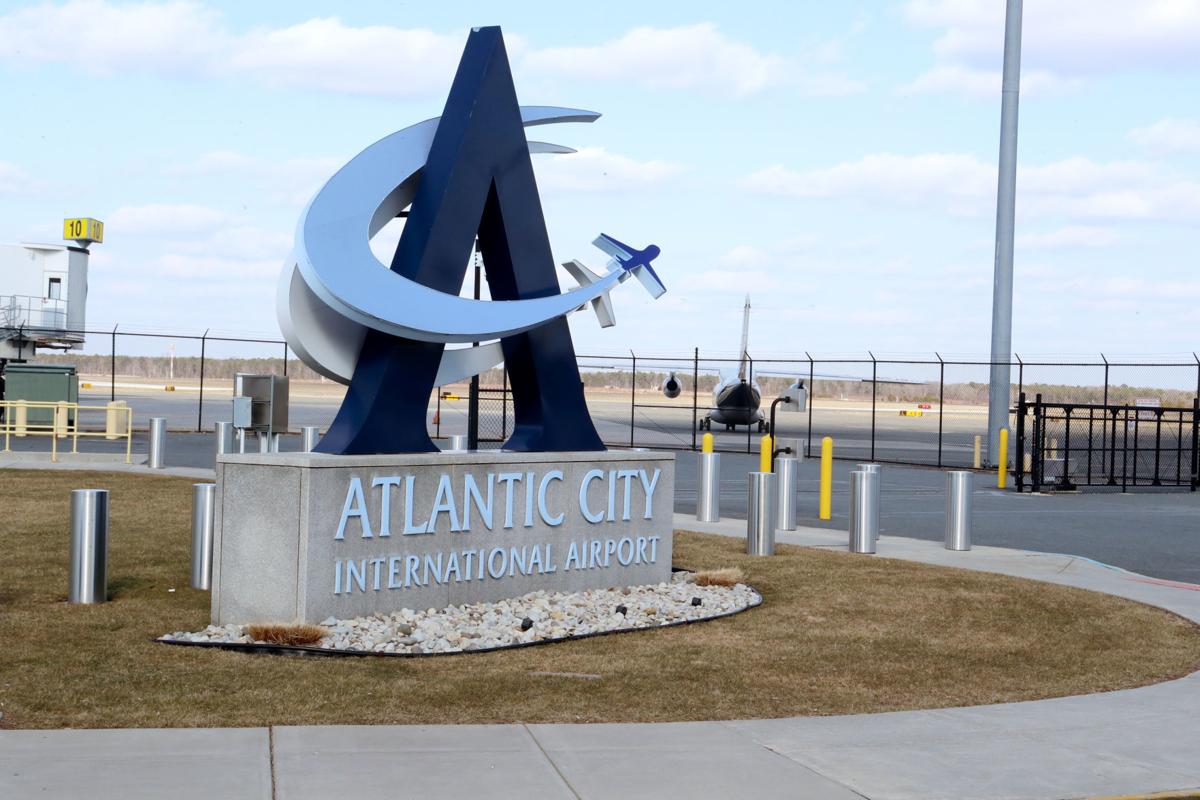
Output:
[[447, 434, 468, 452], [848, 469, 879, 554], [747, 471, 777, 556], [776, 456, 799, 531], [855, 464, 881, 543], [190, 483, 216, 590], [301, 426, 321, 453], [148, 417, 167, 469], [696, 452, 721, 522], [272, 433, 282, 453], [214, 421, 234, 457], [258, 431, 270, 454], [69, 489, 109, 604], [945, 471, 973, 551]]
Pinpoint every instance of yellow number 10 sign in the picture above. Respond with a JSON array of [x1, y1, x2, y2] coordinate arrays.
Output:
[[63, 218, 104, 243]]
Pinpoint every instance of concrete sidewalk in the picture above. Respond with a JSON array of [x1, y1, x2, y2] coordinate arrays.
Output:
[[4, 518, 1199, 799]]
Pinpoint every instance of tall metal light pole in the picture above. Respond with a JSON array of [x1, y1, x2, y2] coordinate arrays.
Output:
[[987, 0, 1023, 466]]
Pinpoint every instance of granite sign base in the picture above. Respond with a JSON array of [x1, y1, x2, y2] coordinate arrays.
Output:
[[211, 450, 675, 625]]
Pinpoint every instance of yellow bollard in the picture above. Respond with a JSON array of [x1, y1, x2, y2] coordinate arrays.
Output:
[[701, 432, 713, 454], [997, 428, 1009, 489], [14, 400, 27, 437], [973, 435, 981, 469], [759, 434, 773, 473], [819, 436, 833, 520]]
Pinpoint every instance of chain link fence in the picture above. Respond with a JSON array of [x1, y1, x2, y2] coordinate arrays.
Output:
[[5, 324, 1199, 472]]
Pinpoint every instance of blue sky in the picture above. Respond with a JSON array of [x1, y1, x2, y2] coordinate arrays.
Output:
[[1, 0, 1198, 362]]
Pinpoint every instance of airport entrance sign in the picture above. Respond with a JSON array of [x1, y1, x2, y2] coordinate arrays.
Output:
[[211, 451, 674, 624]]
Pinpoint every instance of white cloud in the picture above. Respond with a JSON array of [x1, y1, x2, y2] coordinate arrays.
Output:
[[0, 6, 860, 98], [156, 253, 278, 280], [168, 150, 342, 205], [899, 64, 1079, 97], [905, 0, 1200, 72], [176, 226, 292, 261], [0, 0, 223, 75], [225, 19, 462, 96], [1016, 225, 1118, 249], [0, 2, 460, 97], [521, 23, 861, 96], [0, 161, 30, 193], [107, 203, 234, 235], [535, 147, 686, 192], [1130, 118, 1200, 154], [692, 268, 776, 292], [901, 1, 1200, 97], [744, 153, 1200, 222], [744, 154, 993, 212]]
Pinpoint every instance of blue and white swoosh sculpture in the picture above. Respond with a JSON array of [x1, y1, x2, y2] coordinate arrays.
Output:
[[278, 106, 664, 386]]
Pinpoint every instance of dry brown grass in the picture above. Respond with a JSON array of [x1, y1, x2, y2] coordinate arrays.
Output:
[[2, 469, 1199, 730], [692, 567, 745, 587], [245, 623, 326, 647]]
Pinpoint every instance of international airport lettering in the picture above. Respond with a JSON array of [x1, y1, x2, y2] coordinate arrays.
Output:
[[332, 468, 662, 596]]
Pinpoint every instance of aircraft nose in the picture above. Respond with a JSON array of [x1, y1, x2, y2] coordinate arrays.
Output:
[[645, 244, 661, 260]]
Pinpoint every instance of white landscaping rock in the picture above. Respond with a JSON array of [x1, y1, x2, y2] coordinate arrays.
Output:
[[161, 575, 761, 655]]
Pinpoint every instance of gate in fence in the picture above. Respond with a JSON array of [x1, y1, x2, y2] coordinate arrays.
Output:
[[1014, 392, 1200, 492]]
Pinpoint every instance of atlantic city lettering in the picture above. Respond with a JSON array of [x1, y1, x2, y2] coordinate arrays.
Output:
[[331, 467, 663, 596]]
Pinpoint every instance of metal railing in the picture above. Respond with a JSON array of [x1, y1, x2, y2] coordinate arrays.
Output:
[[1014, 392, 1199, 492], [1, 399, 134, 463], [0, 295, 69, 333]]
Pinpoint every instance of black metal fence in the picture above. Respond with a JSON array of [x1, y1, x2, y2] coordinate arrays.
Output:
[[1014, 392, 1199, 492], [7, 322, 1200, 473]]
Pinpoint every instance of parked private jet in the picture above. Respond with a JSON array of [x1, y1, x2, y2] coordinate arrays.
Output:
[[661, 297, 917, 433], [697, 295, 773, 432]]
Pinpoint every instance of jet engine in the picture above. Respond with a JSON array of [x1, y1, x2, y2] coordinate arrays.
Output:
[[661, 371, 682, 399]]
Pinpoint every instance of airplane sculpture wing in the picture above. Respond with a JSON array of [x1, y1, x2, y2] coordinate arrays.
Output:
[[593, 232, 666, 299]]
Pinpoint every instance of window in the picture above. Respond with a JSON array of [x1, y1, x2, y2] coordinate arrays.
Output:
[[47, 277, 62, 300]]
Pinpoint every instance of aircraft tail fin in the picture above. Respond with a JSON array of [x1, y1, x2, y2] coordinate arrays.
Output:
[[562, 259, 616, 327], [737, 294, 751, 382]]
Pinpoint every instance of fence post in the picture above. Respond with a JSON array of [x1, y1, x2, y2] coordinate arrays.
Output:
[[1015, 392, 1026, 492], [869, 352, 877, 462], [1191, 397, 1198, 491], [1152, 408, 1163, 486], [1015, 353, 1023, 400], [282, 342, 289, 376], [691, 346, 699, 451], [110, 324, 118, 402], [936, 352, 945, 467], [746, 354, 754, 453], [1108, 406, 1119, 486], [197, 329, 208, 433], [501, 368, 508, 440], [629, 351, 636, 448], [1031, 393, 1043, 490], [806, 352, 815, 459]]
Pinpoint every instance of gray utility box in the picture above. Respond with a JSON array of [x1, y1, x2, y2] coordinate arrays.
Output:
[[785, 380, 807, 412], [1, 362, 78, 424], [233, 373, 288, 436]]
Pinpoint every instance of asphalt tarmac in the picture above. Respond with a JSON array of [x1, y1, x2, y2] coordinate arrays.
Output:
[[7, 425, 1198, 585]]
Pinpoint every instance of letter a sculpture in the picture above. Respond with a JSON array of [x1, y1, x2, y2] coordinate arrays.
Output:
[[278, 25, 665, 454]]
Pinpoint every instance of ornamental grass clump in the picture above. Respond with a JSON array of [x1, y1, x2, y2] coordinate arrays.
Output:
[[246, 623, 327, 646], [693, 567, 745, 588]]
